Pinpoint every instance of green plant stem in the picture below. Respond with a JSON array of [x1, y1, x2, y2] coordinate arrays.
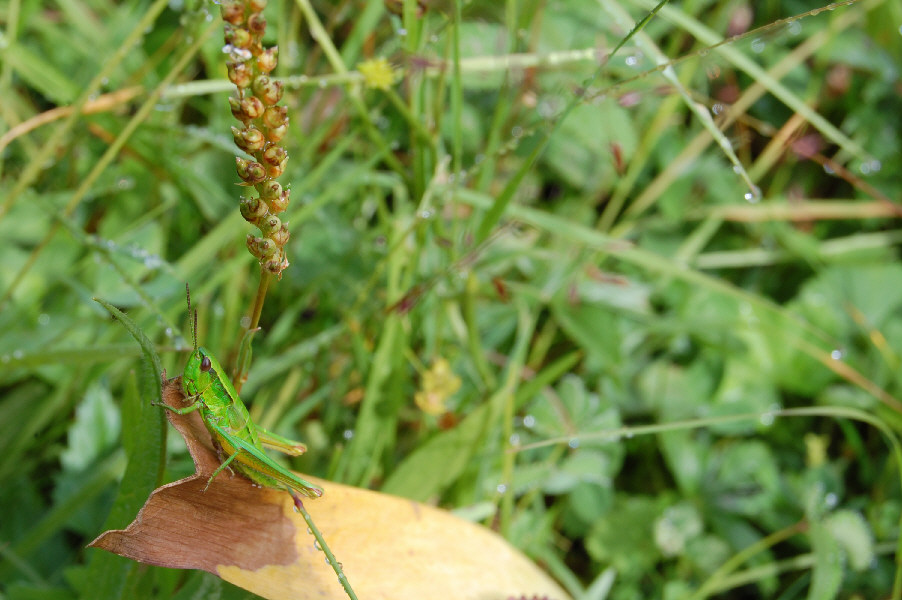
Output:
[[233, 270, 271, 394], [291, 493, 359, 600], [249, 270, 272, 331], [689, 521, 808, 600]]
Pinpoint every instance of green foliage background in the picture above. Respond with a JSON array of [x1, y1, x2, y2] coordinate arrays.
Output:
[[1, 0, 901, 598]]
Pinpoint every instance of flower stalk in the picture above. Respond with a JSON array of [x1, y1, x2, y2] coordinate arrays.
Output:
[[222, 0, 291, 277]]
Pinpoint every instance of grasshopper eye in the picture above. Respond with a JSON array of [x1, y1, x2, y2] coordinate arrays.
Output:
[[200, 356, 212, 372]]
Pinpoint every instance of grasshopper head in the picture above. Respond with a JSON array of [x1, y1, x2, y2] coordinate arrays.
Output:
[[183, 347, 216, 398]]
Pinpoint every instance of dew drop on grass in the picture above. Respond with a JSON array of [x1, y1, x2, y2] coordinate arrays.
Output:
[[307, 527, 313, 534], [825, 492, 838, 508], [830, 349, 843, 360], [860, 159, 881, 175], [568, 437, 580, 449], [744, 185, 762, 203], [522, 414, 536, 428], [509, 433, 521, 447], [496, 483, 507, 493], [788, 20, 801, 35], [343, 429, 354, 440], [38, 313, 50, 326], [751, 38, 765, 53], [314, 540, 322, 551]]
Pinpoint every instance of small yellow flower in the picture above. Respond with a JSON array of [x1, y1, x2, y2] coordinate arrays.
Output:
[[415, 358, 461, 416], [358, 57, 399, 91], [804, 433, 828, 468]]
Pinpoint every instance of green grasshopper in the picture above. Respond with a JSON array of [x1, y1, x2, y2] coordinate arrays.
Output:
[[158, 286, 322, 499]]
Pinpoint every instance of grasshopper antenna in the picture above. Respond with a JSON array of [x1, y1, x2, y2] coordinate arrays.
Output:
[[186, 283, 198, 350]]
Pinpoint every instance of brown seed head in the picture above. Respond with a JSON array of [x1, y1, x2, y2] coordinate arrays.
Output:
[[262, 144, 287, 166], [227, 62, 252, 89], [247, 13, 267, 35], [220, 0, 245, 25], [239, 195, 269, 224], [240, 96, 265, 119], [257, 47, 278, 73]]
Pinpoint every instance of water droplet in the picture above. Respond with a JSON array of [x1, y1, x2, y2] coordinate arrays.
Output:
[[744, 185, 762, 203], [568, 437, 580, 449], [314, 540, 322, 551], [830, 349, 843, 360], [419, 209, 434, 220], [343, 429, 354, 440], [496, 483, 507, 493], [788, 20, 801, 35], [624, 431, 634, 439], [38, 313, 50, 326], [625, 55, 639, 67], [759, 412, 775, 426], [823, 163, 835, 175], [712, 103, 724, 115], [307, 527, 313, 534], [825, 492, 838, 508], [164, 327, 173, 338], [751, 38, 765, 53], [239, 316, 251, 328], [12, 349, 24, 359], [522, 415, 535, 428], [508, 433, 521, 446], [397, 27, 407, 36], [511, 125, 523, 138]]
